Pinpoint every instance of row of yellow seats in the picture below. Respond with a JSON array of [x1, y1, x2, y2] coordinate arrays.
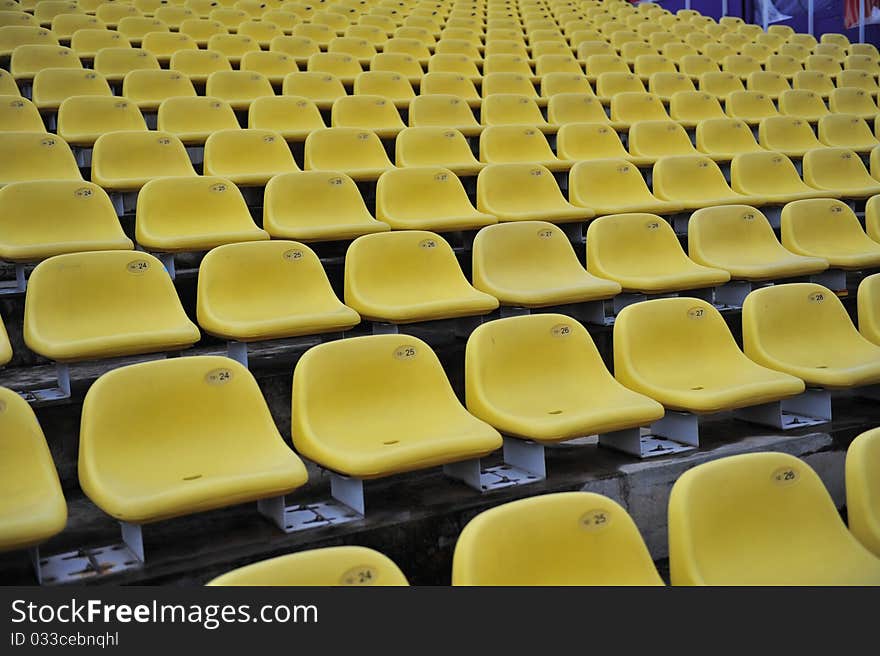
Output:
[[5, 296, 880, 582], [210, 439, 880, 586]]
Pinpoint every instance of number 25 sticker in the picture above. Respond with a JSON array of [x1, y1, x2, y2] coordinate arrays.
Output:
[[581, 509, 611, 531], [395, 345, 417, 360]]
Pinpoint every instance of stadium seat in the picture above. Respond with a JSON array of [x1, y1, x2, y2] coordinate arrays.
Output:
[[142, 31, 198, 64], [781, 198, 880, 269], [307, 52, 363, 85], [546, 92, 617, 126], [805, 54, 842, 76], [609, 91, 671, 126], [420, 72, 481, 107], [30, 68, 112, 112], [730, 151, 830, 203], [304, 127, 394, 181], [157, 96, 239, 145], [93, 48, 160, 84], [569, 159, 683, 216], [829, 87, 880, 121], [0, 95, 43, 132], [757, 116, 825, 158], [668, 91, 726, 128], [0, 25, 57, 58], [746, 71, 790, 101], [849, 43, 880, 58], [10, 44, 81, 82], [451, 492, 664, 586], [555, 123, 635, 162], [0, 387, 66, 559], [117, 17, 168, 47], [291, 334, 501, 492], [648, 72, 696, 103], [803, 147, 880, 199], [370, 52, 424, 85], [170, 49, 233, 85], [238, 19, 283, 47], [79, 356, 309, 547], [395, 126, 483, 176], [197, 239, 359, 345], [814, 44, 847, 63], [778, 42, 811, 63], [846, 428, 880, 558], [354, 71, 415, 108], [210, 8, 248, 31], [428, 53, 481, 81], [344, 231, 499, 324], [0, 317, 10, 365], [25, 250, 200, 361], [695, 117, 765, 160], [263, 171, 389, 241], [586, 213, 729, 293], [722, 54, 761, 80], [0, 132, 81, 186], [777, 89, 830, 123], [123, 69, 196, 111], [817, 114, 879, 153], [56, 96, 146, 148], [595, 71, 646, 102], [95, 3, 140, 28], [180, 18, 227, 47], [477, 163, 594, 225], [633, 55, 675, 82], [793, 70, 835, 99], [698, 71, 745, 100], [481, 94, 552, 132], [0, 180, 133, 263], [34, 2, 84, 28], [669, 452, 880, 585], [688, 204, 828, 283], [867, 194, 880, 242], [136, 176, 267, 253], [331, 94, 406, 138], [471, 221, 621, 308], [479, 126, 569, 171], [207, 546, 409, 586], [653, 154, 762, 208], [615, 296, 804, 414], [376, 167, 496, 231], [858, 272, 880, 346], [838, 69, 880, 95], [205, 70, 274, 111], [282, 71, 346, 110], [0, 68, 19, 96], [765, 55, 803, 81], [725, 90, 779, 125], [330, 36, 379, 66], [271, 35, 320, 67], [240, 51, 299, 85], [844, 53, 880, 75], [679, 54, 720, 80], [408, 94, 479, 135], [203, 129, 298, 186], [208, 33, 260, 65], [92, 130, 196, 193], [628, 120, 701, 160], [248, 95, 324, 141]]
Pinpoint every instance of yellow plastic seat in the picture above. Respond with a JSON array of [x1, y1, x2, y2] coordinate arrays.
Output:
[[271, 35, 320, 67], [420, 71, 481, 107], [745, 281, 880, 389], [661, 43, 699, 62], [778, 88, 830, 122], [814, 43, 847, 63], [745, 71, 790, 102], [204, 128, 299, 186], [781, 197, 880, 269], [867, 194, 880, 242], [546, 93, 617, 127], [482, 73, 541, 103], [0, 387, 66, 554], [817, 114, 879, 153], [789, 33, 819, 50], [555, 122, 635, 163], [471, 221, 621, 308], [0, 315, 9, 362], [25, 250, 200, 361], [679, 54, 720, 80], [535, 53, 583, 79], [197, 239, 359, 342], [0, 180, 132, 262], [57, 96, 147, 147], [805, 54, 842, 76], [207, 546, 408, 586], [731, 151, 831, 203], [669, 451, 880, 585], [34, 1, 83, 27], [68, 29, 129, 61], [647, 72, 695, 102], [434, 38, 480, 60], [292, 333, 501, 478], [331, 94, 405, 138], [369, 52, 423, 84], [452, 492, 663, 586], [803, 147, 880, 199], [838, 69, 880, 95], [586, 213, 729, 293], [262, 9, 298, 36], [80, 356, 308, 524], [136, 176, 267, 252], [576, 40, 615, 60], [695, 117, 765, 160], [483, 53, 536, 81], [205, 70, 274, 111], [779, 42, 810, 63], [30, 68, 112, 111], [668, 90, 726, 128], [765, 54, 804, 80], [698, 71, 745, 100], [477, 163, 593, 224], [237, 19, 283, 48], [0, 25, 57, 58], [0, 131, 81, 186], [10, 44, 82, 81], [609, 91, 670, 126], [792, 70, 835, 100], [829, 87, 880, 121], [0, 10, 38, 29], [725, 90, 780, 125], [0, 95, 43, 132], [481, 93, 551, 131], [569, 158, 683, 216], [354, 70, 415, 109], [757, 116, 823, 158], [428, 52, 481, 81], [170, 49, 233, 85], [307, 52, 363, 85], [91, 131, 197, 192], [616, 296, 804, 413], [394, 126, 483, 176], [210, 7, 249, 33], [632, 54, 673, 82], [123, 69, 196, 110], [331, 35, 380, 65], [850, 43, 880, 58], [304, 127, 394, 181], [248, 95, 324, 141], [180, 18, 228, 47], [282, 71, 346, 111], [769, 24, 796, 38], [595, 71, 646, 101], [95, 3, 141, 28], [858, 271, 880, 346], [688, 204, 828, 281], [408, 94, 480, 135], [584, 53, 629, 82], [846, 428, 880, 558], [722, 54, 761, 81], [653, 153, 762, 208], [479, 125, 569, 171], [207, 32, 259, 65], [142, 31, 198, 64], [263, 170, 389, 241], [117, 17, 168, 46], [345, 230, 498, 323], [156, 96, 239, 145], [93, 48, 160, 84]]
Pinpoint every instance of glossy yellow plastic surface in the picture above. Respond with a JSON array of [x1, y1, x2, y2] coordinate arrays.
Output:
[[0, 68, 19, 95], [198, 240, 359, 341], [157, 96, 240, 145], [394, 127, 482, 175], [628, 119, 701, 160], [205, 70, 273, 110], [0, 25, 57, 58], [304, 127, 393, 181], [408, 94, 480, 135], [477, 163, 594, 224], [668, 91, 726, 127], [0, 95, 43, 132], [569, 159, 682, 216], [725, 90, 779, 124], [291, 334, 502, 478], [136, 176, 268, 251], [0, 387, 66, 552], [91, 131, 196, 191], [547, 93, 617, 127], [757, 116, 824, 157], [240, 51, 298, 85], [10, 44, 81, 79], [248, 95, 324, 141], [170, 49, 233, 84], [466, 315, 662, 441], [57, 96, 147, 146], [330, 38, 379, 66], [452, 492, 664, 586], [419, 72, 481, 107], [781, 198, 880, 269], [846, 428, 880, 558], [858, 272, 880, 346], [615, 297, 804, 413], [555, 122, 636, 163], [653, 154, 762, 209], [481, 93, 552, 132], [586, 213, 729, 293], [0, 180, 132, 262], [743, 282, 880, 388], [330, 94, 405, 138], [595, 71, 646, 101], [25, 251, 200, 361], [479, 126, 569, 171], [80, 356, 308, 524], [829, 87, 880, 120], [376, 167, 496, 231], [207, 34, 260, 64], [0, 315, 10, 365], [698, 71, 744, 99], [669, 452, 880, 585], [471, 221, 620, 307], [695, 117, 765, 159], [263, 171, 388, 241], [122, 69, 197, 110], [203, 129, 299, 186], [689, 205, 828, 281], [746, 71, 790, 100], [345, 230, 498, 323], [818, 114, 879, 153], [730, 151, 830, 203], [0, 131, 81, 186], [609, 91, 671, 125], [353, 71, 414, 108], [142, 31, 198, 64], [281, 72, 345, 111], [369, 52, 423, 84], [207, 546, 409, 586], [93, 47, 160, 83], [30, 68, 112, 110], [648, 72, 696, 102]]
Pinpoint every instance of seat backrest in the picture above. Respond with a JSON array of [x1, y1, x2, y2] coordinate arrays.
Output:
[[331, 94, 405, 130], [240, 51, 298, 81], [688, 204, 795, 268], [395, 126, 480, 169], [699, 71, 745, 98], [803, 146, 875, 188], [0, 131, 81, 185], [0, 95, 43, 132], [304, 127, 393, 171], [376, 166, 481, 223], [157, 96, 240, 138], [556, 122, 628, 160], [420, 71, 480, 99], [248, 95, 325, 136], [596, 71, 645, 97], [846, 428, 880, 557], [91, 130, 196, 187], [730, 151, 808, 194], [546, 93, 610, 124], [586, 212, 695, 277], [482, 93, 547, 126], [758, 116, 822, 152], [476, 163, 567, 212], [354, 70, 414, 100], [206, 70, 274, 102], [482, 72, 539, 98], [58, 96, 147, 145], [669, 90, 725, 122], [629, 120, 697, 157], [610, 91, 670, 122], [781, 197, 873, 254], [123, 69, 197, 107], [653, 153, 737, 196], [479, 126, 556, 163], [203, 128, 298, 179], [818, 113, 876, 147]]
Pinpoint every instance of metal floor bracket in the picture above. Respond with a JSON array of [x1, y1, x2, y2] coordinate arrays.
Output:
[[35, 521, 145, 585], [227, 341, 248, 367], [444, 441, 545, 492], [499, 305, 530, 318], [257, 496, 361, 533], [0, 263, 27, 296], [582, 299, 615, 326], [650, 411, 700, 446], [18, 362, 71, 405], [735, 389, 832, 429], [372, 322, 399, 335], [599, 426, 696, 458]]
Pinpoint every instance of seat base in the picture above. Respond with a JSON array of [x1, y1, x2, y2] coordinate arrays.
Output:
[[599, 426, 697, 458], [443, 437, 546, 492], [33, 521, 144, 585], [0, 263, 27, 296], [810, 268, 847, 293], [257, 495, 361, 531], [17, 362, 71, 406], [734, 388, 832, 429]]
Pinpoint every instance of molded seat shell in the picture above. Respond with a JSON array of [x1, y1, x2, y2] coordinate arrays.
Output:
[[304, 127, 394, 180], [57, 96, 147, 146], [781, 198, 880, 269], [248, 95, 325, 141], [730, 151, 833, 203], [31, 68, 112, 110], [122, 69, 197, 110], [0, 131, 81, 186], [408, 94, 480, 135], [653, 154, 764, 209], [803, 147, 880, 199], [846, 428, 880, 558], [331, 94, 406, 138], [569, 159, 683, 216], [818, 114, 879, 153], [291, 334, 503, 478], [282, 71, 346, 111], [757, 116, 824, 157], [203, 128, 300, 186], [858, 271, 880, 346], [91, 131, 197, 191], [0, 317, 10, 365], [0, 95, 44, 132], [394, 127, 484, 176], [157, 96, 240, 145], [479, 125, 570, 171], [80, 356, 308, 524]]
